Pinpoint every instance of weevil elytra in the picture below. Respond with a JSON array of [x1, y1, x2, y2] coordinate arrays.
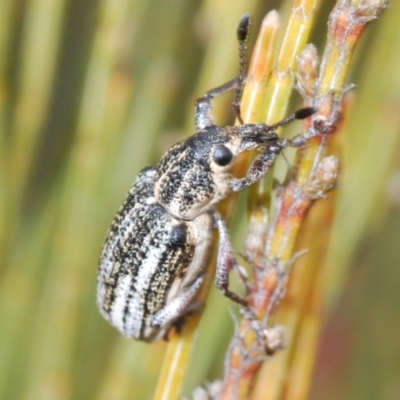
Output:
[[97, 14, 315, 342]]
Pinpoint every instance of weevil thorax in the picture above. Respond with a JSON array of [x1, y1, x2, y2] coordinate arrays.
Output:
[[154, 125, 243, 220]]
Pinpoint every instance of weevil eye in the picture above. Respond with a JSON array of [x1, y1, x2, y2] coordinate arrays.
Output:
[[212, 144, 233, 166]]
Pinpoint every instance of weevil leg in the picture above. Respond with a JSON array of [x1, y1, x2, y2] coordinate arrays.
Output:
[[194, 15, 253, 129], [214, 212, 248, 306], [231, 143, 282, 192], [150, 274, 204, 329], [194, 78, 240, 130]]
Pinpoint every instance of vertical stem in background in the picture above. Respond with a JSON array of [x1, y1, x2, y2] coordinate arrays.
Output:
[[0, 0, 13, 255], [10, 0, 67, 200]]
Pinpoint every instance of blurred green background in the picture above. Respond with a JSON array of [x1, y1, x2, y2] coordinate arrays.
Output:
[[1, 0, 399, 399]]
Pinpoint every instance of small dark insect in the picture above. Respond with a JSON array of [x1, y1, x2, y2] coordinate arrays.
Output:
[[97, 14, 315, 342]]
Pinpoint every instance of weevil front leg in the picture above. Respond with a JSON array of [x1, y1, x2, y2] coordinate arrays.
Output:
[[231, 142, 283, 192], [214, 212, 248, 306], [194, 14, 251, 130], [150, 273, 204, 329], [194, 78, 240, 130]]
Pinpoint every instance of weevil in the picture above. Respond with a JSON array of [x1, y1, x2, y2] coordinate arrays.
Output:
[[97, 14, 315, 342]]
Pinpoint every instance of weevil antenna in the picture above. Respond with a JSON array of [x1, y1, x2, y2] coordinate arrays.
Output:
[[233, 13, 251, 125], [267, 107, 316, 130]]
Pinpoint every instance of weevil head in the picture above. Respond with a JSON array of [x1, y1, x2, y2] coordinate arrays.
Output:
[[154, 125, 279, 220]]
